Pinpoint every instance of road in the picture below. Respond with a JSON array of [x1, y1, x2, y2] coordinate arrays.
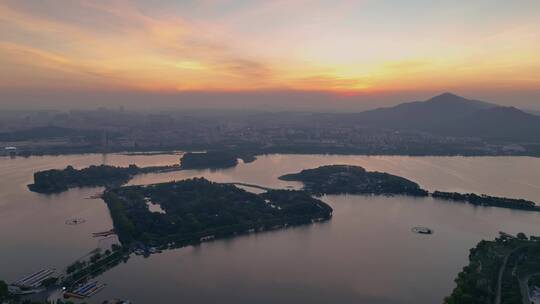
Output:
[[495, 252, 512, 304], [495, 247, 526, 304], [494, 245, 530, 304]]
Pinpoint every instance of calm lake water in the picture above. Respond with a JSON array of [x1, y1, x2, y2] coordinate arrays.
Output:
[[1, 154, 540, 303]]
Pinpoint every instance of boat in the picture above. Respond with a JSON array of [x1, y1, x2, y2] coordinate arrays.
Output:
[[92, 229, 116, 237], [411, 226, 434, 234]]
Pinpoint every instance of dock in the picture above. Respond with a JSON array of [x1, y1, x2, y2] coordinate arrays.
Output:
[[65, 280, 106, 299], [86, 192, 103, 199], [12, 268, 56, 289], [93, 229, 116, 237]]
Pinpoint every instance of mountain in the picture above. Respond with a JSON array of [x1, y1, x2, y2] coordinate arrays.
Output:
[[434, 106, 540, 141], [351, 92, 496, 130], [348, 93, 540, 142]]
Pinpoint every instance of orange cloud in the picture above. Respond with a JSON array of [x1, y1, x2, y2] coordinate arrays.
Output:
[[1, 0, 539, 95]]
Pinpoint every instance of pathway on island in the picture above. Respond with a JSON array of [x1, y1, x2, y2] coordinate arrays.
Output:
[[495, 247, 526, 304], [494, 252, 511, 304]]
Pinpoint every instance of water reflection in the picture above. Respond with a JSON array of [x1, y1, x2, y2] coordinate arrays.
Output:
[[1, 154, 539, 303]]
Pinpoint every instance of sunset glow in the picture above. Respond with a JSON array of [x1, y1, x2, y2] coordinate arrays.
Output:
[[1, 0, 539, 103]]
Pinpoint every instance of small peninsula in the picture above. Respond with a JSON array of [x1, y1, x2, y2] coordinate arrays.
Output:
[[28, 164, 181, 194], [279, 165, 429, 196], [103, 178, 333, 246]]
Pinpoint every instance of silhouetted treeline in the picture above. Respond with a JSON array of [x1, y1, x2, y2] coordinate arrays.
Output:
[[432, 191, 537, 210], [28, 164, 180, 193]]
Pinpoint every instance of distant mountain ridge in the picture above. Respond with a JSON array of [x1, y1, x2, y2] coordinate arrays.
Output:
[[434, 105, 540, 141], [348, 92, 540, 142]]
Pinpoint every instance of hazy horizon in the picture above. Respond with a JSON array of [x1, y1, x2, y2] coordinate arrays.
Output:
[[1, 89, 540, 112]]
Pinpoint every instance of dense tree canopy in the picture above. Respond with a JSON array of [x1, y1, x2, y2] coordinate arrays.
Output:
[[0, 280, 8, 300], [103, 178, 332, 246], [280, 165, 428, 196], [28, 164, 180, 194], [180, 151, 239, 169]]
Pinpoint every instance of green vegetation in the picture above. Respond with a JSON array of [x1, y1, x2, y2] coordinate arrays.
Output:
[[280, 165, 538, 212], [432, 191, 537, 211], [102, 178, 332, 246], [180, 151, 239, 169], [29, 164, 139, 193], [179, 150, 257, 170], [279, 165, 429, 196], [63, 244, 128, 287], [0, 280, 8, 301], [28, 164, 181, 194], [529, 274, 540, 297], [445, 233, 540, 304]]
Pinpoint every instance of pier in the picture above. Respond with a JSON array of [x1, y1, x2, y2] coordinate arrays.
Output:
[[93, 229, 116, 238], [65, 280, 106, 299], [12, 268, 56, 289]]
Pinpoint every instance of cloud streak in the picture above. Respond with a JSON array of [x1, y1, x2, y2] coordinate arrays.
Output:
[[0, 0, 539, 100]]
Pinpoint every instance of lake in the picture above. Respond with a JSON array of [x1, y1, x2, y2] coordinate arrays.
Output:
[[1, 154, 540, 303]]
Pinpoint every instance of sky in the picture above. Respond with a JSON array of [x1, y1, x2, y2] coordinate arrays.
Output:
[[0, 0, 539, 110]]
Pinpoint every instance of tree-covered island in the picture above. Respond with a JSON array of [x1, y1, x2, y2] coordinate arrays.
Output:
[[432, 191, 537, 211], [280, 165, 539, 212], [279, 165, 429, 196], [28, 164, 181, 194], [102, 178, 333, 247], [179, 150, 256, 170], [180, 151, 238, 169]]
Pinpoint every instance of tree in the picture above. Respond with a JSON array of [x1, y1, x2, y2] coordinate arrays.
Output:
[[111, 243, 122, 252], [0, 280, 8, 300], [41, 277, 58, 287]]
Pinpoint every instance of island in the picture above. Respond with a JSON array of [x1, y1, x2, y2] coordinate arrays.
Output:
[[179, 150, 257, 170], [180, 151, 238, 169], [28, 164, 181, 194], [0, 281, 7, 302], [102, 178, 333, 247], [280, 165, 539, 212], [279, 165, 429, 196], [445, 232, 540, 304]]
